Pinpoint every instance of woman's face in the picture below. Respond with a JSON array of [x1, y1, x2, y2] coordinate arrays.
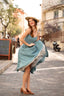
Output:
[[28, 19, 36, 27]]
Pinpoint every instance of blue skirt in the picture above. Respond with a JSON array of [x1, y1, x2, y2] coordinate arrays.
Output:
[[17, 40, 48, 73]]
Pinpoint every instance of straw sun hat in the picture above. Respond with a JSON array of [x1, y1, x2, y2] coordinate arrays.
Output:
[[25, 17, 39, 22]]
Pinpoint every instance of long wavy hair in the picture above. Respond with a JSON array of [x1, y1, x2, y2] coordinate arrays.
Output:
[[28, 19, 38, 37]]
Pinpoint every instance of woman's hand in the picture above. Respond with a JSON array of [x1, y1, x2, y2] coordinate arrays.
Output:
[[29, 43, 35, 47]]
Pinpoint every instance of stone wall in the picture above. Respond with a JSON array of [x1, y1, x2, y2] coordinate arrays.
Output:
[[42, 0, 63, 10]]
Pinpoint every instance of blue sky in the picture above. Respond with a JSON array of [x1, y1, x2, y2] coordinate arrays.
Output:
[[13, 0, 42, 19]]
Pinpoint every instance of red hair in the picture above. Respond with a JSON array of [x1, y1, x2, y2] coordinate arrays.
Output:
[[28, 19, 37, 37]]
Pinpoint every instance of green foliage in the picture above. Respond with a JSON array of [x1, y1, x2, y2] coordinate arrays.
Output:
[[7, 24, 22, 37], [0, 3, 16, 25], [0, 2, 19, 37], [4, 0, 9, 4]]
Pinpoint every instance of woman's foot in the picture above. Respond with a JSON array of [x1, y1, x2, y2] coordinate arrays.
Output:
[[20, 88, 29, 94], [26, 88, 34, 95]]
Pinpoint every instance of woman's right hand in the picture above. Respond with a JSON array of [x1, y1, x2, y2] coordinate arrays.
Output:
[[29, 43, 35, 47]]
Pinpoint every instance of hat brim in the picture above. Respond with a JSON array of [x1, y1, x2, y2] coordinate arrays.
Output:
[[25, 17, 39, 22]]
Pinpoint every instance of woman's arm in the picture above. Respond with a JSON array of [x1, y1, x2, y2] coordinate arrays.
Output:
[[37, 32, 40, 41], [20, 28, 35, 47]]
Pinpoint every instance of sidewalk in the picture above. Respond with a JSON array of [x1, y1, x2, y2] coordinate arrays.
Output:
[[0, 48, 19, 75], [0, 48, 64, 96], [0, 60, 12, 74]]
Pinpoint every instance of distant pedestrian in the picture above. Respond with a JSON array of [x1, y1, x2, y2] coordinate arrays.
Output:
[[17, 37, 20, 47], [12, 37, 16, 41], [17, 17, 48, 95], [53, 41, 57, 46]]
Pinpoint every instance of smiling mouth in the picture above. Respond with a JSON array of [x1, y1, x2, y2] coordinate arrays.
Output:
[[31, 23, 34, 24]]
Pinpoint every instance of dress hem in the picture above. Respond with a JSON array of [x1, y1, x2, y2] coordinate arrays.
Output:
[[17, 44, 47, 73]]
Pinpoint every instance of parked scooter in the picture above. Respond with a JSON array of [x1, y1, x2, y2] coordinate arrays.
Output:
[[53, 41, 61, 52]]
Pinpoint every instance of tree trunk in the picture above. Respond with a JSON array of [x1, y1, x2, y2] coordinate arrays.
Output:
[[3, 27, 7, 38]]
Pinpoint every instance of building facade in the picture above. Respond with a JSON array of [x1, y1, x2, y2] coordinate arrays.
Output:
[[15, 8, 25, 33], [41, 0, 64, 51]]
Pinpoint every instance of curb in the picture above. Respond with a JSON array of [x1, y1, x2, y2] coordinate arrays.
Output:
[[0, 60, 13, 75]]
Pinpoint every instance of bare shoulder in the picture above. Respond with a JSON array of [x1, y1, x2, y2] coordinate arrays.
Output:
[[20, 28, 31, 39], [26, 28, 31, 34]]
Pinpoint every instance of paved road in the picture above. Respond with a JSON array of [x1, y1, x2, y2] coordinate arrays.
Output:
[[0, 49, 64, 96]]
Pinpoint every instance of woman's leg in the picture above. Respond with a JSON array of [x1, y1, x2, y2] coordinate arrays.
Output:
[[21, 65, 31, 90], [26, 70, 30, 90], [26, 65, 34, 95]]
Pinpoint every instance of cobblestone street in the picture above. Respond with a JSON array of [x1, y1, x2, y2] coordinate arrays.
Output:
[[0, 48, 64, 96]]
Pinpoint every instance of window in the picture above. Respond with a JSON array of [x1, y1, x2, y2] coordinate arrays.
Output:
[[57, 26, 61, 31], [63, 10, 64, 17], [54, 10, 58, 19]]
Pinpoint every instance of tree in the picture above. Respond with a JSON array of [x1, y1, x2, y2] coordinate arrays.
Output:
[[7, 24, 22, 37], [44, 22, 61, 34], [0, 2, 18, 38]]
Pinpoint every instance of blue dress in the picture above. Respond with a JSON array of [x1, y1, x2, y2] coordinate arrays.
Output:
[[17, 34, 48, 73]]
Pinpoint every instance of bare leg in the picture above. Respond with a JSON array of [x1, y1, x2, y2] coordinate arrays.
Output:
[[26, 66, 34, 95], [21, 65, 31, 90], [26, 70, 30, 90]]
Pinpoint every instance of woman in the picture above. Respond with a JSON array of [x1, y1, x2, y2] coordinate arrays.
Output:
[[17, 17, 48, 95]]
